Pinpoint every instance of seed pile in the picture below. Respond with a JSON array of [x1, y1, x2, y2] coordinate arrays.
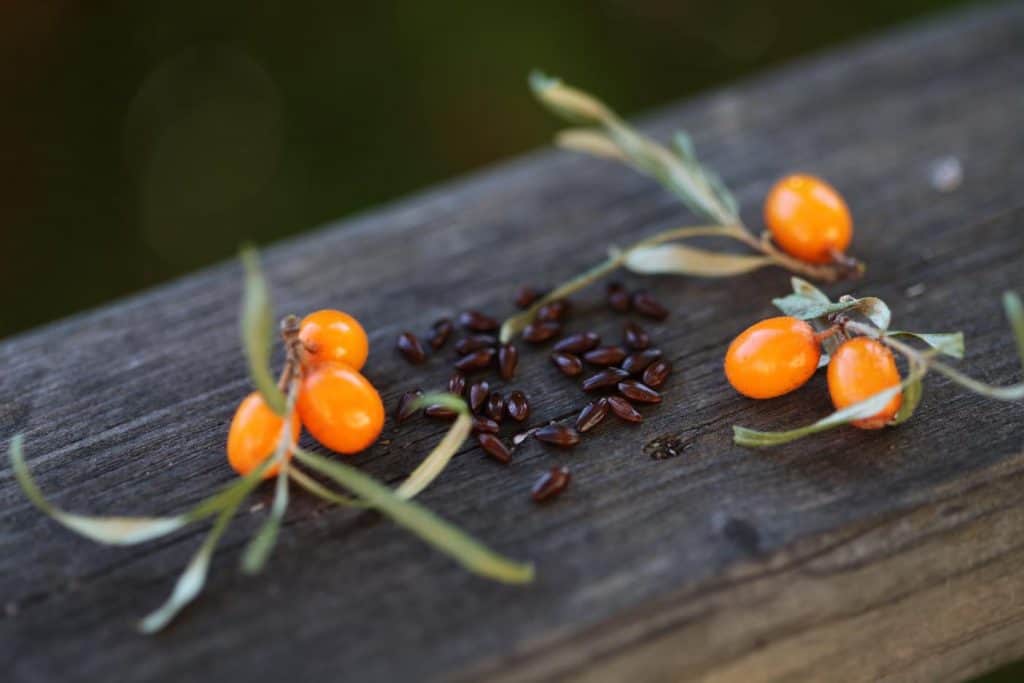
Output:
[[394, 281, 673, 503]]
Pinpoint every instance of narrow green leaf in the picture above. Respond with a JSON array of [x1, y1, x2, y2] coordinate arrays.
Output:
[[772, 291, 891, 330], [1004, 291, 1024, 368], [624, 244, 773, 278], [240, 460, 290, 574], [8, 435, 227, 545], [289, 467, 361, 507], [733, 370, 923, 448], [138, 504, 236, 634], [137, 457, 271, 633], [672, 131, 696, 162], [890, 358, 926, 426], [240, 246, 286, 415], [396, 394, 472, 500], [885, 331, 965, 359], [528, 70, 613, 125], [556, 128, 628, 162], [293, 447, 534, 584]]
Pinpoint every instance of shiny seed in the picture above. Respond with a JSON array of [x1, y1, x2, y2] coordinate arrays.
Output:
[[429, 318, 454, 350], [607, 396, 643, 423], [469, 381, 490, 413], [506, 391, 530, 422], [623, 321, 650, 350], [478, 433, 512, 464], [532, 466, 571, 502], [534, 424, 581, 448], [550, 351, 583, 377], [458, 310, 499, 332], [425, 404, 458, 421], [454, 348, 495, 372], [514, 286, 540, 309], [397, 332, 427, 364], [607, 282, 631, 313], [632, 291, 669, 321], [537, 299, 569, 322], [487, 392, 505, 422], [447, 371, 467, 396], [618, 379, 662, 404], [581, 367, 630, 391], [395, 389, 423, 423], [473, 415, 500, 434], [455, 334, 497, 354], [621, 349, 663, 374], [583, 346, 628, 366], [498, 343, 519, 380], [575, 398, 609, 433], [554, 331, 600, 354], [522, 321, 561, 343], [643, 359, 673, 388]]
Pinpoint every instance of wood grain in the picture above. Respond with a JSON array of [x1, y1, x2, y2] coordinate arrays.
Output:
[[3, 4, 1024, 682]]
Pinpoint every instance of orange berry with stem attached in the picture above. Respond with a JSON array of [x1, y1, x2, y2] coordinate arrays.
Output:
[[828, 337, 902, 429], [227, 392, 301, 478], [725, 316, 821, 399], [299, 309, 369, 371], [297, 361, 385, 454], [764, 174, 852, 264]]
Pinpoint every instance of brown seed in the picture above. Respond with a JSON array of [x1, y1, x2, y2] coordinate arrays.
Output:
[[396, 331, 427, 364], [554, 331, 600, 354], [632, 291, 669, 321], [429, 318, 454, 350], [425, 404, 458, 421], [454, 348, 495, 373], [575, 398, 610, 433], [522, 321, 561, 343], [469, 380, 490, 413], [607, 282, 631, 313], [458, 310, 499, 332], [514, 285, 540, 309], [498, 343, 519, 380], [537, 299, 569, 322], [506, 391, 530, 422], [621, 349, 663, 374], [607, 395, 643, 423], [623, 321, 650, 350], [534, 424, 581, 448], [447, 371, 467, 397], [487, 392, 505, 422], [473, 415, 500, 434], [532, 466, 571, 502], [478, 433, 512, 464], [395, 389, 423, 423], [550, 351, 583, 377], [617, 379, 662, 404], [643, 359, 672, 388], [583, 346, 628, 366], [455, 334, 497, 354], [581, 367, 630, 392]]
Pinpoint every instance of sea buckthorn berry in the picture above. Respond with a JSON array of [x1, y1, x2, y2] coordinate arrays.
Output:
[[725, 316, 820, 399], [764, 174, 852, 264], [298, 309, 369, 370], [297, 362, 385, 454], [828, 337, 902, 429], [227, 392, 301, 479]]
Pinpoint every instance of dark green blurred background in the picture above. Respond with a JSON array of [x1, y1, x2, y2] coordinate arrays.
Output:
[[2, 1, 1022, 680]]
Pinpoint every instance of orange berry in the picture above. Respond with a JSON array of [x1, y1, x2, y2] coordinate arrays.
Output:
[[227, 392, 301, 478], [828, 337, 902, 429], [297, 361, 384, 454], [299, 309, 369, 371], [764, 174, 852, 264], [725, 316, 821, 399]]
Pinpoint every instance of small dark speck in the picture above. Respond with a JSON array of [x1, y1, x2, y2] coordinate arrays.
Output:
[[713, 513, 761, 555], [644, 434, 686, 460]]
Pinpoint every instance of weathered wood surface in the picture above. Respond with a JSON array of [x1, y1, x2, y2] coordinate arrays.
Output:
[[3, 4, 1024, 682]]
